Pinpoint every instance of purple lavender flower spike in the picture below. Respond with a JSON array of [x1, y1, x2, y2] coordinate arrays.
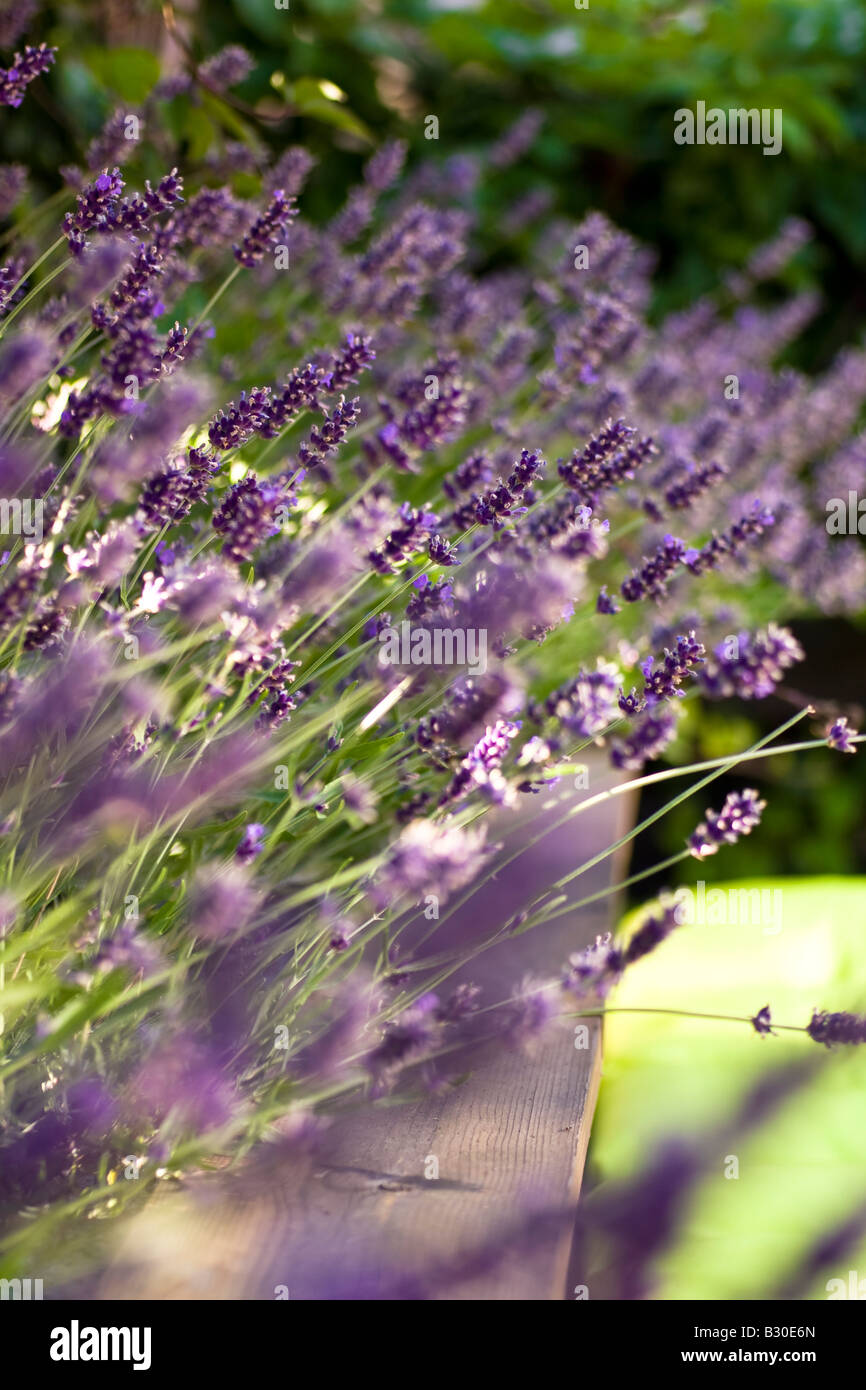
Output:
[[688, 789, 766, 858], [234, 190, 297, 267], [699, 624, 803, 700], [535, 661, 621, 739], [610, 706, 678, 770], [685, 501, 776, 576], [562, 933, 623, 1000], [199, 45, 254, 91], [0, 42, 55, 109], [621, 533, 688, 604], [640, 632, 705, 702], [623, 903, 682, 965], [806, 1010, 866, 1047], [364, 139, 408, 192]]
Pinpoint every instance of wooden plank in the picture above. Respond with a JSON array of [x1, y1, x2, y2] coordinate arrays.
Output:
[[86, 760, 631, 1300]]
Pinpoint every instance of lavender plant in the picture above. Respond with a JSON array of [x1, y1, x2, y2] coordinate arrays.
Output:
[[0, 37, 864, 1272]]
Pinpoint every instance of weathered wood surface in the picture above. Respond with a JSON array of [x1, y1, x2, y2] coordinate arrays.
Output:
[[88, 764, 631, 1300]]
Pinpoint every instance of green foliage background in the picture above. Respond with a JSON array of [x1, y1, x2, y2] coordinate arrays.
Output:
[[13, 1, 866, 359]]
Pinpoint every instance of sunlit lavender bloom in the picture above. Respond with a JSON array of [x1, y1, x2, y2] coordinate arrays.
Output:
[[467, 719, 521, 772], [640, 632, 705, 702], [558, 418, 633, 494], [827, 716, 858, 754], [699, 623, 803, 700], [262, 362, 328, 433], [688, 789, 766, 858], [0, 254, 26, 315], [472, 449, 545, 528], [63, 168, 182, 255], [298, 395, 361, 466], [0, 42, 55, 108], [169, 185, 248, 249], [369, 502, 438, 574], [398, 380, 468, 453], [199, 45, 254, 91], [208, 386, 272, 449], [443, 719, 520, 804], [416, 671, 523, 752], [213, 475, 287, 563], [806, 1010, 866, 1047]]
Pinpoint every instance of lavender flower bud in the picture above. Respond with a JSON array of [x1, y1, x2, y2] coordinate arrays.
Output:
[[827, 716, 858, 754], [806, 1010, 866, 1047]]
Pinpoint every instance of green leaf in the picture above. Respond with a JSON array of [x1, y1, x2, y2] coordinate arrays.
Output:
[[81, 47, 161, 104], [288, 78, 374, 143], [232, 0, 293, 44]]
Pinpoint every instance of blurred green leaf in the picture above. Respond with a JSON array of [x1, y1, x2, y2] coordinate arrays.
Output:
[[81, 47, 161, 104], [288, 77, 374, 141], [592, 877, 866, 1298]]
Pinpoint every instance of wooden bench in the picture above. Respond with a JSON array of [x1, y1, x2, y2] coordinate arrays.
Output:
[[86, 763, 630, 1300]]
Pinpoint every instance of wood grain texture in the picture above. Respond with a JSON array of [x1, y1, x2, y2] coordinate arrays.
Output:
[[88, 761, 631, 1301]]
